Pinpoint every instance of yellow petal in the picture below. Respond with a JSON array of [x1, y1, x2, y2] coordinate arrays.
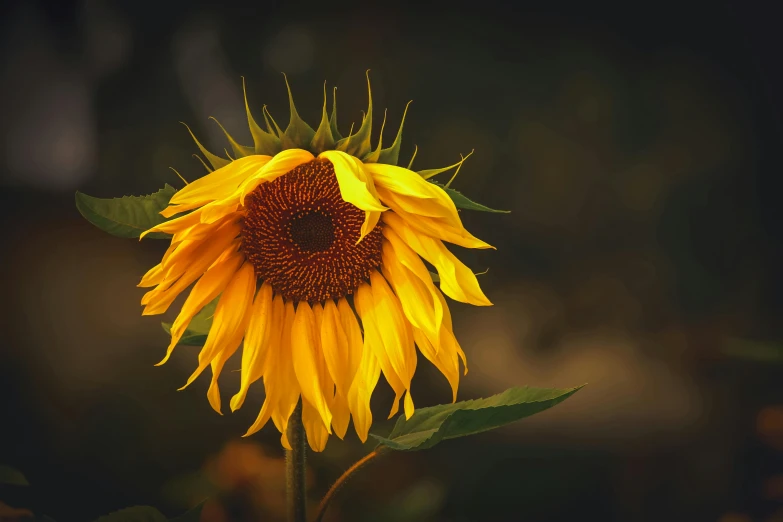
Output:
[[239, 148, 315, 204], [412, 327, 460, 402], [139, 263, 164, 288], [141, 208, 203, 239], [347, 329, 380, 442], [369, 270, 417, 386], [382, 202, 493, 250], [141, 221, 241, 315], [383, 212, 492, 306], [302, 399, 330, 452], [290, 302, 332, 431], [156, 248, 244, 366], [230, 281, 274, 412], [179, 262, 256, 391], [273, 300, 302, 448], [381, 227, 443, 346], [435, 289, 468, 375], [311, 302, 336, 418], [367, 162, 459, 224], [320, 300, 351, 397], [243, 294, 285, 437], [354, 280, 406, 419], [319, 150, 387, 241], [321, 300, 356, 439], [369, 271, 418, 420], [166, 155, 272, 214]]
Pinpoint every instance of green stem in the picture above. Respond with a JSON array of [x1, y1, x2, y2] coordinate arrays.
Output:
[[313, 447, 386, 522], [286, 401, 307, 522]]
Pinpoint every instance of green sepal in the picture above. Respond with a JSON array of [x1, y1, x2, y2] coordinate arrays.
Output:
[[336, 71, 373, 158], [243, 77, 282, 156], [262, 105, 283, 137], [310, 83, 336, 154], [377, 101, 412, 166], [75, 185, 177, 239], [92, 506, 167, 522], [429, 181, 509, 213], [209, 117, 254, 158], [0, 464, 29, 486], [362, 109, 387, 163], [417, 155, 468, 181], [161, 297, 217, 346], [180, 123, 230, 170], [371, 385, 584, 451], [282, 74, 315, 150], [169, 501, 206, 522], [329, 86, 342, 141]]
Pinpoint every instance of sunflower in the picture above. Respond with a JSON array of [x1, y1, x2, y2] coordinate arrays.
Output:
[[139, 75, 493, 452]]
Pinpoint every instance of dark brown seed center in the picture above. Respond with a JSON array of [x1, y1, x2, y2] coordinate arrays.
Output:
[[289, 210, 335, 252]]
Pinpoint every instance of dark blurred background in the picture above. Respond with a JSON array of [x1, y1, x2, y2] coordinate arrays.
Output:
[[1, 0, 782, 521]]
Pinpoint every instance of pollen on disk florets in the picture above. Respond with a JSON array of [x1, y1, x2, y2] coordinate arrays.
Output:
[[241, 159, 383, 303]]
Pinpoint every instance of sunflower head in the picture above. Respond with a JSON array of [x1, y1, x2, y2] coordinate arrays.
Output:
[[127, 73, 502, 452]]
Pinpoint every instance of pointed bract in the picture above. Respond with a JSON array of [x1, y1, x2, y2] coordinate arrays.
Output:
[[378, 101, 412, 166], [181, 123, 230, 170], [243, 78, 282, 156], [363, 109, 387, 163], [329, 87, 342, 141], [282, 74, 316, 150], [336, 70, 373, 158], [209, 117, 254, 158], [311, 82, 336, 153]]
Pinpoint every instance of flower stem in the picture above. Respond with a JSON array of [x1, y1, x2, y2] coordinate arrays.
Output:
[[313, 447, 386, 522], [286, 401, 307, 522]]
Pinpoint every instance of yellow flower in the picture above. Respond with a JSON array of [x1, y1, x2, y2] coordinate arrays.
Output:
[[140, 75, 493, 452]]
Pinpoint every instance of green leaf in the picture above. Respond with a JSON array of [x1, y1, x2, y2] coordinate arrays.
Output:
[[161, 297, 217, 346], [92, 506, 167, 522], [372, 385, 584, 451], [75, 185, 177, 239], [722, 337, 783, 363], [169, 501, 206, 522], [0, 464, 29, 486], [429, 181, 509, 213]]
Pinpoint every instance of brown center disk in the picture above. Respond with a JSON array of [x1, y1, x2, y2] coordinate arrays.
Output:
[[241, 159, 383, 302]]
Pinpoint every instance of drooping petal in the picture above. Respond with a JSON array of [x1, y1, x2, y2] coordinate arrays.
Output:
[[239, 148, 316, 204], [140, 208, 204, 240], [319, 150, 387, 241], [366, 162, 460, 224], [139, 263, 165, 288], [302, 399, 330, 452], [354, 281, 404, 417], [381, 226, 443, 346], [243, 294, 285, 437], [320, 300, 352, 398], [435, 288, 468, 375], [141, 219, 242, 315], [368, 270, 417, 419], [290, 302, 332, 432], [163, 155, 272, 217], [321, 299, 359, 438], [179, 262, 256, 393], [156, 248, 244, 366], [380, 199, 493, 250], [383, 212, 492, 307], [274, 300, 302, 449], [230, 281, 274, 411], [412, 326, 460, 402], [346, 297, 381, 442]]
